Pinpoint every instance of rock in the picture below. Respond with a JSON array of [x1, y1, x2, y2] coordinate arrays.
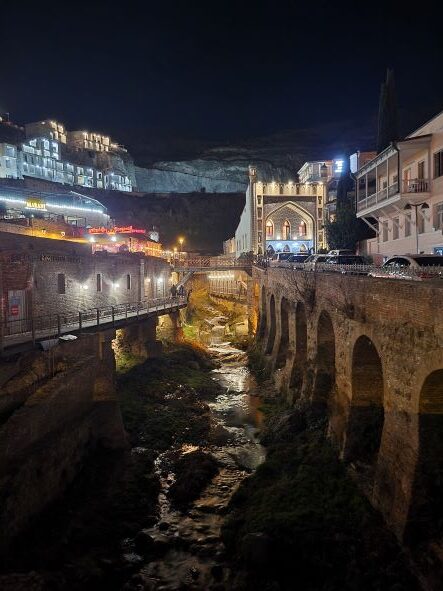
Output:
[[158, 521, 170, 531], [261, 409, 306, 445], [134, 531, 155, 553], [168, 451, 219, 507], [211, 564, 224, 581], [152, 534, 171, 555], [241, 532, 273, 568]]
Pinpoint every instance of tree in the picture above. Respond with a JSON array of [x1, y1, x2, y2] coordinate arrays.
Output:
[[377, 68, 399, 153], [325, 167, 370, 251]]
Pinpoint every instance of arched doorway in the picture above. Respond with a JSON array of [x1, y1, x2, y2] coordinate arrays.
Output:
[[276, 298, 290, 369], [345, 336, 384, 466], [407, 369, 443, 544], [290, 301, 307, 395], [265, 295, 276, 355], [314, 311, 335, 402]]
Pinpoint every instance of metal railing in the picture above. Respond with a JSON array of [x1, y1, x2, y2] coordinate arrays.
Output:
[[266, 261, 443, 280], [357, 182, 399, 212], [402, 179, 430, 193], [172, 256, 254, 269], [1, 296, 187, 350]]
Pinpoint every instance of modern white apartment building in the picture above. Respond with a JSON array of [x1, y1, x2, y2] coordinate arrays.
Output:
[[356, 110, 443, 257], [1, 118, 133, 192], [234, 166, 327, 257], [0, 144, 19, 179]]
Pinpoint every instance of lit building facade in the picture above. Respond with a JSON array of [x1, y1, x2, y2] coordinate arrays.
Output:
[[4, 119, 133, 192], [0, 143, 19, 179], [356, 111, 443, 257], [235, 166, 327, 257], [88, 225, 162, 257]]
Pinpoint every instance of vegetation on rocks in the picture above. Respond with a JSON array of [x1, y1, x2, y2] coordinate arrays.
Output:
[[222, 400, 419, 591], [117, 344, 220, 450]]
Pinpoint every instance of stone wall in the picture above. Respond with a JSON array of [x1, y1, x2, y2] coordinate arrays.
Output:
[[0, 232, 171, 324], [0, 332, 126, 552], [253, 267, 443, 540]]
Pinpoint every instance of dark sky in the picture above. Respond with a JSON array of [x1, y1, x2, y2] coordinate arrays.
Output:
[[1, 0, 442, 143]]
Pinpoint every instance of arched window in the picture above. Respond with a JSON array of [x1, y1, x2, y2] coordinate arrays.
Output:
[[283, 220, 291, 239], [266, 220, 274, 238], [298, 221, 307, 236]]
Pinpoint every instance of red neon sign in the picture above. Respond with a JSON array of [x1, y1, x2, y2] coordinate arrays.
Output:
[[88, 225, 146, 235]]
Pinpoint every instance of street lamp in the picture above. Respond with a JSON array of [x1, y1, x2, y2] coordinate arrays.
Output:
[[404, 202, 429, 254]]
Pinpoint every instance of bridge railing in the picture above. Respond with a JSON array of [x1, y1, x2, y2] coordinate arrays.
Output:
[[172, 256, 254, 269], [1, 296, 186, 350], [265, 261, 443, 280]]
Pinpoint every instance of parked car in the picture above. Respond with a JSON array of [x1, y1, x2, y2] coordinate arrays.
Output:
[[287, 253, 310, 268], [369, 254, 443, 281], [303, 253, 329, 271], [269, 252, 293, 266], [324, 255, 369, 274], [327, 249, 355, 256]]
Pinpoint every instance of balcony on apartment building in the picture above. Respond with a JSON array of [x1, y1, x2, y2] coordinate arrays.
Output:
[[356, 137, 432, 218]]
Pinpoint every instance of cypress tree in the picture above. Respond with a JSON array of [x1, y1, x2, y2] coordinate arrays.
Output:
[[377, 68, 399, 153]]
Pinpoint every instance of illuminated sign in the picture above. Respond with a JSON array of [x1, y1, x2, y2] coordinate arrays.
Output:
[[88, 225, 146, 235], [333, 159, 344, 175], [25, 197, 46, 210]]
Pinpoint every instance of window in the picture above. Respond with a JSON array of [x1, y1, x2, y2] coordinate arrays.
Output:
[[57, 273, 66, 294], [434, 202, 443, 230], [405, 213, 411, 237], [318, 196, 322, 205], [433, 150, 443, 179], [392, 217, 399, 240], [257, 207, 262, 219], [382, 221, 389, 242], [417, 161, 425, 180], [318, 208, 323, 218], [298, 221, 307, 236], [417, 210, 425, 234], [96, 273, 102, 292], [266, 220, 274, 238], [126, 274, 131, 290], [283, 220, 291, 239]]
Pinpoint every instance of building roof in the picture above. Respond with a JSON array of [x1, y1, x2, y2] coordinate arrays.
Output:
[[0, 185, 108, 214]]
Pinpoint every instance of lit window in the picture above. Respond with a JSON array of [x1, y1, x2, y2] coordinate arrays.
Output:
[[283, 220, 291, 239], [266, 220, 274, 238], [298, 221, 307, 236]]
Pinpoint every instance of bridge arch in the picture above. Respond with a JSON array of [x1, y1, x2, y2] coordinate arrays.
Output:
[[265, 294, 276, 355], [345, 335, 384, 467], [290, 300, 307, 395], [313, 310, 336, 402], [406, 369, 443, 543], [258, 285, 267, 339], [276, 297, 290, 369]]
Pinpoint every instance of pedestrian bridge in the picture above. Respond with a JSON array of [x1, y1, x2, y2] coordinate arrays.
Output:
[[1, 296, 187, 355], [172, 256, 253, 273]]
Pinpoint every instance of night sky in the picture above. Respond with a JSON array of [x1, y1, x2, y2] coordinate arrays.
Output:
[[1, 1, 442, 143]]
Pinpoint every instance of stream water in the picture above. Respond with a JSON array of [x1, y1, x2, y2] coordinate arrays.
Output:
[[125, 335, 265, 590]]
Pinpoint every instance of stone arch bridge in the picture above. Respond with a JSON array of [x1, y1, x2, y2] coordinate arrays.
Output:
[[253, 266, 443, 542]]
